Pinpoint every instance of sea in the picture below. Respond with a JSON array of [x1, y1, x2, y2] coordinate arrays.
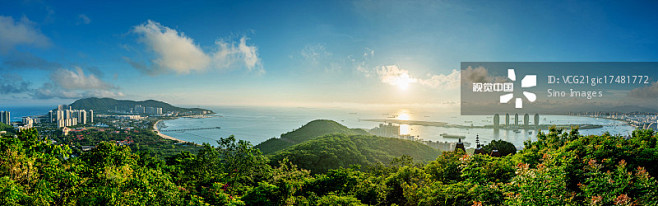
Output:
[[0, 106, 53, 122], [0, 105, 635, 149], [160, 106, 636, 149]]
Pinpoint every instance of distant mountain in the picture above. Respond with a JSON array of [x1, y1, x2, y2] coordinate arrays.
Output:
[[607, 105, 658, 113], [255, 119, 370, 155], [269, 134, 441, 174], [69, 97, 213, 114]]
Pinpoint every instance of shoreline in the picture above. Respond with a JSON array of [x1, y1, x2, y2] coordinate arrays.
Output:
[[153, 119, 190, 143]]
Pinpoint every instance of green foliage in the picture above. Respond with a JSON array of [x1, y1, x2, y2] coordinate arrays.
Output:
[[504, 161, 577, 205], [2, 124, 658, 205], [579, 159, 658, 205], [460, 154, 515, 184], [270, 134, 440, 174], [316, 193, 366, 206], [424, 151, 464, 184], [482, 139, 517, 156], [255, 119, 369, 154], [0, 122, 15, 134]]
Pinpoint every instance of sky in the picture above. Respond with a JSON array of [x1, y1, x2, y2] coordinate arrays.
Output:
[[1, 0, 658, 108]]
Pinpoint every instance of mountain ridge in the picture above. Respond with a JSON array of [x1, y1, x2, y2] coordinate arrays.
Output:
[[69, 97, 213, 114], [255, 119, 369, 155]]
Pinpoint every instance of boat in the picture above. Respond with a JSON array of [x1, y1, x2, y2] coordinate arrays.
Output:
[[440, 133, 466, 139]]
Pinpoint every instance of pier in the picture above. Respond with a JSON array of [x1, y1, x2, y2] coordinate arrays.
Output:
[[159, 126, 221, 132]]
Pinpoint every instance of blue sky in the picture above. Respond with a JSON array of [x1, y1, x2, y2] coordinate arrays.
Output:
[[1, 0, 657, 107]]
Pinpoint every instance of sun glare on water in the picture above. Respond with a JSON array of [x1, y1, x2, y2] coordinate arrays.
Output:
[[397, 110, 411, 135]]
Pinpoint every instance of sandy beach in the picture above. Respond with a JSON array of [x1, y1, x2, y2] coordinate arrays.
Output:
[[153, 120, 189, 143]]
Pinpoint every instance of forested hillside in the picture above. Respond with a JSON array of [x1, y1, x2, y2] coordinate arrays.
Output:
[[255, 119, 369, 154], [270, 134, 441, 173], [1, 127, 657, 205]]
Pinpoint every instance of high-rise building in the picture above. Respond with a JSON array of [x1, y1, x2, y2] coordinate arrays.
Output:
[[80, 110, 87, 124], [534, 113, 540, 127], [505, 113, 510, 126], [493, 114, 500, 128], [65, 109, 71, 120], [134, 105, 145, 114], [90, 110, 94, 123], [22, 117, 33, 128], [156, 108, 162, 115], [0, 111, 10, 125], [57, 118, 65, 128], [57, 109, 63, 121], [49, 110, 53, 123], [53, 106, 93, 128]]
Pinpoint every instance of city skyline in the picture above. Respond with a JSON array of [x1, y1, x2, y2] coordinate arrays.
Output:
[[1, 1, 658, 108]]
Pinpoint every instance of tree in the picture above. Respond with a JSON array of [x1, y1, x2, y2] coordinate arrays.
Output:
[[482, 139, 517, 156]]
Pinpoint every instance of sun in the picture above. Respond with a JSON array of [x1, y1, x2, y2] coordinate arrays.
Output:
[[394, 73, 415, 90], [397, 111, 410, 121]]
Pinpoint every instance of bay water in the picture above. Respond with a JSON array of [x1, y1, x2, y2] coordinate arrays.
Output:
[[161, 106, 635, 148]]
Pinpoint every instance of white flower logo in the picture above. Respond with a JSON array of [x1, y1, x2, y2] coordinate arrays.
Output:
[[500, 69, 536, 108]]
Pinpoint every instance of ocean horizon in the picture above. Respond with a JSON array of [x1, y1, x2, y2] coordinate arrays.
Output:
[[160, 105, 635, 148]]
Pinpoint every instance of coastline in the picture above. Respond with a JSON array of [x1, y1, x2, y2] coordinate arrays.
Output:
[[153, 119, 189, 143]]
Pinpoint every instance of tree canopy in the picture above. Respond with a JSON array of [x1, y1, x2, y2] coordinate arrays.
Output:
[[1, 126, 657, 205]]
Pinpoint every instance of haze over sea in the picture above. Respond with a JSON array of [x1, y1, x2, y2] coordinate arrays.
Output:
[[0, 106, 53, 122], [161, 106, 635, 148]]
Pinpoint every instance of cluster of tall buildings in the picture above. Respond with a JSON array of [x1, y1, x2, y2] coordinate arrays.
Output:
[[49, 105, 94, 128], [0, 111, 10, 125], [21, 117, 34, 128], [133, 105, 162, 115], [493, 113, 540, 128]]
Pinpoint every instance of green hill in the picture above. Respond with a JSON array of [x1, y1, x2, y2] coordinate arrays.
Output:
[[270, 134, 441, 174], [255, 119, 369, 154], [69, 97, 213, 114]]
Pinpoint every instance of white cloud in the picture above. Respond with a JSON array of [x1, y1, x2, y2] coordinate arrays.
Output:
[[131, 20, 262, 75], [34, 67, 123, 99], [50, 67, 113, 90], [363, 48, 374, 57], [133, 20, 210, 74], [238, 37, 260, 70], [377, 65, 418, 87], [297, 43, 347, 73], [376, 65, 460, 89], [418, 69, 460, 89], [212, 36, 263, 73], [0, 16, 50, 53], [0, 73, 31, 94], [353, 48, 375, 77], [77, 14, 91, 25], [461, 66, 507, 84], [301, 43, 331, 64]]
